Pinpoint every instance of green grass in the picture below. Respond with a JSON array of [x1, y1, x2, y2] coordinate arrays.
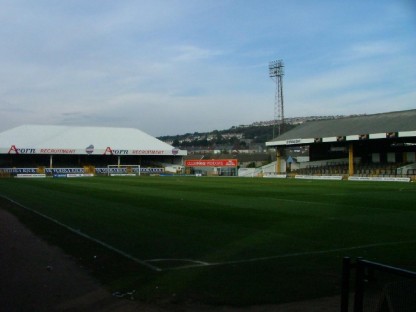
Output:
[[0, 176, 415, 306]]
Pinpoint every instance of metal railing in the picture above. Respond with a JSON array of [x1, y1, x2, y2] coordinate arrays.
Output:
[[341, 257, 416, 312]]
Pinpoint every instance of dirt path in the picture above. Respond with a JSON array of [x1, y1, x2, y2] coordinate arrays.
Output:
[[0, 202, 340, 311], [0, 205, 163, 312]]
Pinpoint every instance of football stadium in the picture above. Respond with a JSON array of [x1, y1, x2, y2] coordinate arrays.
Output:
[[0, 110, 416, 311], [1, 110, 415, 181]]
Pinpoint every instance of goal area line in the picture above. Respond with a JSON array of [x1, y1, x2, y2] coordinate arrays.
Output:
[[147, 240, 416, 271], [0, 195, 161, 272]]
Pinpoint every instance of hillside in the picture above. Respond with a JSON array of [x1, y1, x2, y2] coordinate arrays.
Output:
[[158, 116, 345, 149]]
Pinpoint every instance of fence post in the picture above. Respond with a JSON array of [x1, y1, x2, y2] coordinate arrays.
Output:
[[340, 257, 351, 312], [353, 257, 365, 312]]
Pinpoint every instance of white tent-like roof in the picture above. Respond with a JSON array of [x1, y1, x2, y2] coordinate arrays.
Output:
[[0, 125, 186, 156]]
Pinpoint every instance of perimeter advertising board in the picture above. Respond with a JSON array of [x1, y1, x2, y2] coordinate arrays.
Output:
[[0, 145, 187, 156], [185, 159, 238, 167]]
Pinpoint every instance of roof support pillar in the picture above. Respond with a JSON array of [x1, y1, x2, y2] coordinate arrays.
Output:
[[348, 143, 354, 176], [276, 148, 282, 174], [49, 155, 53, 168], [403, 152, 407, 163]]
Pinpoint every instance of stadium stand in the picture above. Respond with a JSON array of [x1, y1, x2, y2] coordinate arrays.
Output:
[[0, 125, 186, 176], [266, 109, 416, 179]]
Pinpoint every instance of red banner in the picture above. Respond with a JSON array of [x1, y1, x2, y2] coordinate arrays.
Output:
[[185, 159, 238, 167]]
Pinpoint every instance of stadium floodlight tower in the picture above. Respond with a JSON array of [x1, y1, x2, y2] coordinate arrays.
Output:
[[269, 59, 285, 137]]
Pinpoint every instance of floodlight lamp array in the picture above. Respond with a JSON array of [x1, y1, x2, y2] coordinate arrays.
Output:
[[268, 60, 284, 78]]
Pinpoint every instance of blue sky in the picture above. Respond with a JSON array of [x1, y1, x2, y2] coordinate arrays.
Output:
[[0, 0, 415, 136]]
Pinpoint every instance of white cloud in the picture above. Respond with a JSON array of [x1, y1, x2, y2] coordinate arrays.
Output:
[[0, 0, 415, 136], [172, 45, 223, 62], [338, 41, 404, 63]]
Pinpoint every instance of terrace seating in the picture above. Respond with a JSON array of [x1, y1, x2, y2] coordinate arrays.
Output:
[[294, 162, 348, 176], [294, 162, 410, 177]]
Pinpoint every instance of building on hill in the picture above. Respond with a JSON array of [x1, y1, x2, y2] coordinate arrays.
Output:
[[266, 109, 416, 177], [0, 125, 186, 174]]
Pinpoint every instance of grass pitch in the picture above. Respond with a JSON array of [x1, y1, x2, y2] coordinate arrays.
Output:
[[0, 176, 415, 305]]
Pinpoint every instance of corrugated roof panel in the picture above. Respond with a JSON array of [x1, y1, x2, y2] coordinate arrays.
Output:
[[267, 109, 416, 145]]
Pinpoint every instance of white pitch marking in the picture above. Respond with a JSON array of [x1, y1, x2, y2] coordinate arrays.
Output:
[[4, 195, 415, 273], [164, 240, 416, 271], [145, 258, 210, 265], [0, 195, 162, 272]]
